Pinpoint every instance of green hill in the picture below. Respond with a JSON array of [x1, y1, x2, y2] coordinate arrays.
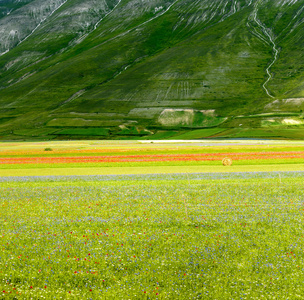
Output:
[[0, 0, 304, 140]]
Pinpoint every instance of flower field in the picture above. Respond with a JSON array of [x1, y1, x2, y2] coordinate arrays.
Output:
[[1, 172, 304, 299], [1, 151, 304, 165]]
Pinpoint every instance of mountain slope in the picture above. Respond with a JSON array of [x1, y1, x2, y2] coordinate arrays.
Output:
[[0, 0, 304, 139]]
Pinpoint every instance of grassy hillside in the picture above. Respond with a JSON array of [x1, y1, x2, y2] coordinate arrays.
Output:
[[0, 0, 304, 140]]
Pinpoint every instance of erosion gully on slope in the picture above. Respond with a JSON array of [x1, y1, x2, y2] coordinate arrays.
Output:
[[253, 0, 279, 99]]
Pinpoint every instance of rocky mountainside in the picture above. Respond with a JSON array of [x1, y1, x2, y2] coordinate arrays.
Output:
[[0, 0, 304, 139]]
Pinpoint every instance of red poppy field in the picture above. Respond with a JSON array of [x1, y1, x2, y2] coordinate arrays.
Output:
[[0, 150, 304, 165]]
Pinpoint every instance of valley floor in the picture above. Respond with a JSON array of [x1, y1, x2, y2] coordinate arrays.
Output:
[[1, 140, 304, 298], [0, 139, 304, 176], [0, 171, 304, 298]]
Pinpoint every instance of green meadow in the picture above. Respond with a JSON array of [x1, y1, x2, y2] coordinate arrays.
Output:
[[1, 172, 304, 299], [0, 140, 304, 298]]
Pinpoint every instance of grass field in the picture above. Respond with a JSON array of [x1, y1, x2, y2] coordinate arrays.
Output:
[[0, 140, 304, 298], [1, 172, 304, 299]]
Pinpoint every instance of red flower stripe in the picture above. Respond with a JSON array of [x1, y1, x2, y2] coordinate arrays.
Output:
[[0, 151, 303, 164]]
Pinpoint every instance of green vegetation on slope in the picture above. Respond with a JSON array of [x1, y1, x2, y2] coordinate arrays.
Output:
[[0, 0, 303, 139]]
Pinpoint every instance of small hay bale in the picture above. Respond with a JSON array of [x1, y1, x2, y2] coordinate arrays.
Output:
[[222, 157, 232, 166]]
